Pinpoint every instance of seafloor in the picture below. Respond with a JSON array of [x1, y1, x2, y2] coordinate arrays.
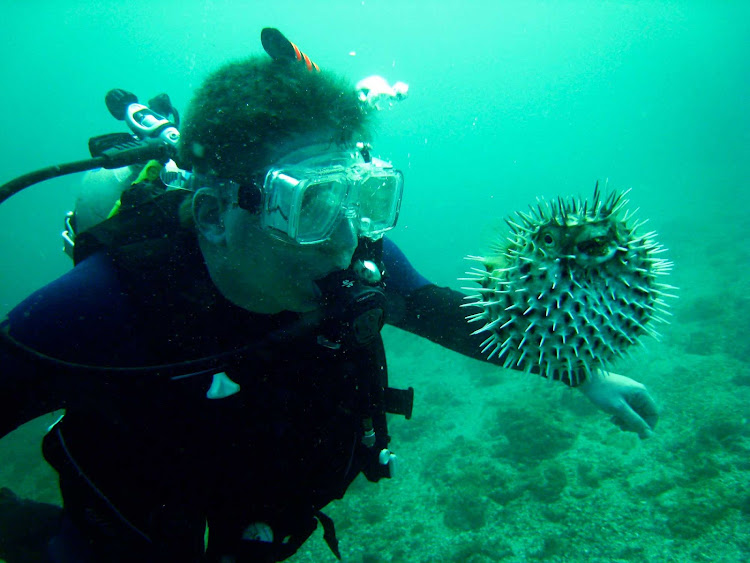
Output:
[[1, 210, 748, 563]]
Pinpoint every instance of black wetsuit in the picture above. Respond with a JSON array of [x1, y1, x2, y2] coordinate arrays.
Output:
[[0, 237, 495, 562]]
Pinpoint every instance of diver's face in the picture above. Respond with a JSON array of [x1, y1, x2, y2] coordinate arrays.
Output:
[[201, 133, 363, 314], [225, 203, 357, 278], [218, 204, 357, 313], [216, 137, 360, 313]]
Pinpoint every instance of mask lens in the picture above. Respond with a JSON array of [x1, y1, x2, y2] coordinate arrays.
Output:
[[297, 179, 348, 243], [263, 172, 298, 237], [358, 170, 403, 235], [261, 148, 403, 244]]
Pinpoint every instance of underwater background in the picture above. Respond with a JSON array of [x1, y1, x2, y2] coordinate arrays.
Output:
[[0, 1, 748, 561]]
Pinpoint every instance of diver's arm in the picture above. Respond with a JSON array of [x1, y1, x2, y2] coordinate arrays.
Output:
[[383, 238, 659, 437], [388, 282, 659, 437], [0, 253, 139, 439], [382, 238, 509, 364], [386, 283, 498, 364]]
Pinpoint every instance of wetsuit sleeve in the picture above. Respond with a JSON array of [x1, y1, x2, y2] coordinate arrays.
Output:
[[383, 237, 495, 363], [382, 240, 579, 382], [381, 237, 431, 295], [0, 253, 139, 438], [383, 239, 585, 385], [386, 283, 498, 364]]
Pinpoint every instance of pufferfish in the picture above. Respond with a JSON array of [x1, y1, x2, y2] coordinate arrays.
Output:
[[463, 183, 676, 385]]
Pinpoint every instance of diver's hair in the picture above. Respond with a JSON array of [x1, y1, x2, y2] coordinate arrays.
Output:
[[178, 56, 371, 184]]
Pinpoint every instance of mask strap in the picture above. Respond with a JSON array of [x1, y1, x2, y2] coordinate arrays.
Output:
[[237, 180, 263, 213]]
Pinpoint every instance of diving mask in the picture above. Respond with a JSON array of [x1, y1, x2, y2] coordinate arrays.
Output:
[[203, 144, 404, 245]]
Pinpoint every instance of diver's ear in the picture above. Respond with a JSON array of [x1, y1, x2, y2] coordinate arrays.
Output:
[[192, 188, 226, 245]]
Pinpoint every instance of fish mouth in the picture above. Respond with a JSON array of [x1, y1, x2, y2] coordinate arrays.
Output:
[[577, 236, 611, 256], [574, 226, 618, 264]]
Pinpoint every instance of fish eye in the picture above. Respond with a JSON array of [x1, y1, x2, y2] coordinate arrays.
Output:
[[535, 226, 562, 249]]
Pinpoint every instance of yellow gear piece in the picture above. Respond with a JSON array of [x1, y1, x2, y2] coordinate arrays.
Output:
[[105, 160, 165, 219], [105, 198, 122, 219], [132, 160, 164, 186]]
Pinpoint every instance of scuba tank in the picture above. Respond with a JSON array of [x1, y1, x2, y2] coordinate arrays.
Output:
[[63, 91, 190, 259]]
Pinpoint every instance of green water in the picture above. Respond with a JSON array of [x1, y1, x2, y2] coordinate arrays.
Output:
[[1, 1, 748, 561]]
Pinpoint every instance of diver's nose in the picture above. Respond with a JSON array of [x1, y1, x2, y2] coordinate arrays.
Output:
[[323, 216, 358, 268]]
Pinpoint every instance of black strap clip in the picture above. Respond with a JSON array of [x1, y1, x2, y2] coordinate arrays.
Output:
[[384, 386, 414, 420]]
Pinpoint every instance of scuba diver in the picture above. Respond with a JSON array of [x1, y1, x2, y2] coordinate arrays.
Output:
[[0, 28, 659, 562]]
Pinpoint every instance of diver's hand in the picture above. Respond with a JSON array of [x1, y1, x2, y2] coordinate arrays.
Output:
[[578, 370, 659, 439]]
